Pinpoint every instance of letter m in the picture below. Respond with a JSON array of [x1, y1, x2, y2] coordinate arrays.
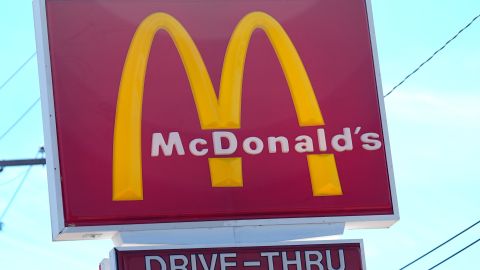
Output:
[[112, 11, 342, 201], [151, 132, 185, 157]]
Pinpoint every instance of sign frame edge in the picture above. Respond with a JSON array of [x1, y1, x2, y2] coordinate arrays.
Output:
[[33, 0, 66, 240]]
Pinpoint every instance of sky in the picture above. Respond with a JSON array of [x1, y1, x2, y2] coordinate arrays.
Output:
[[0, 0, 479, 269]]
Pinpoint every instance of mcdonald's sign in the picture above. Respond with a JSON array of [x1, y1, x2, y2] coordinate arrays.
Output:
[[35, 0, 398, 240]]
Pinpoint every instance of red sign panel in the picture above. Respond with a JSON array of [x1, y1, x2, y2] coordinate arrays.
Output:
[[36, 0, 397, 237], [113, 242, 365, 270]]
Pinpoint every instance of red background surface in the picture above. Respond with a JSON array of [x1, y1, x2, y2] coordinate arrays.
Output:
[[116, 243, 364, 270], [45, 0, 394, 226]]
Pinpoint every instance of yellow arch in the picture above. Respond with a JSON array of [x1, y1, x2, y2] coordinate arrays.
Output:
[[113, 12, 340, 201], [113, 13, 219, 201], [219, 11, 324, 127]]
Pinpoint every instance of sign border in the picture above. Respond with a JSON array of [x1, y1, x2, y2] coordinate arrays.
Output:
[[109, 240, 367, 270], [34, 0, 399, 241]]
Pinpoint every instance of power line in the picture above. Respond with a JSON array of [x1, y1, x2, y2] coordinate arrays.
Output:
[[0, 157, 46, 185], [0, 53, 41, 145], [0, 169, 26, 186], [428, 238, 480, 270], [0, 52, 37, 93], [0, 97, 41, 142], [400, 219, 480, 269], [384, 12, 480, 97], [0, 149, 43, 229], [0, 165, 33, 224]]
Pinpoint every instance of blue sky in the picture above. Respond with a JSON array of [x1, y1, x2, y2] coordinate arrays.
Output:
[[1, 0, 479, 269]]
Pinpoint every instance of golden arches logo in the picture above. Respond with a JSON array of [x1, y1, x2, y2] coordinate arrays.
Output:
[[113, 11, 343, 201]]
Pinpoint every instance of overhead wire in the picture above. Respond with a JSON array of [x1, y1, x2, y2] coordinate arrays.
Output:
[[400, 219, 480, 269], [428, 238, 480, 270], [0, 169, 27, 186], [0, 52, 37, 93], [0, 164, 34, 223], [0, 97, 41, 142], [0, 51, 41, 143], [0, 149, 43, 224], [0, 52, 44, 222], [384, 12, 480, 97], [392, 11, 480, 269], [0, 47, 43, 230], [382, 18, 478, 264]]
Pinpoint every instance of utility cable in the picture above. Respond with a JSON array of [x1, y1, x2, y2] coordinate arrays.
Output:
[[0, 165, 33, 223], [0, 169, 27, 186], [0, 97, 41, 142], [0, 52, 37, 93], [0, 149, 43, 225], [428, 238, 480, 270], [400, 219, 480, 269], [384, 12, 480, 97]]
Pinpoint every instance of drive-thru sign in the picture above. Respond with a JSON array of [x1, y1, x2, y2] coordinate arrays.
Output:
[[34, 0, 397, 240], [104, 241, 366, 270]]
